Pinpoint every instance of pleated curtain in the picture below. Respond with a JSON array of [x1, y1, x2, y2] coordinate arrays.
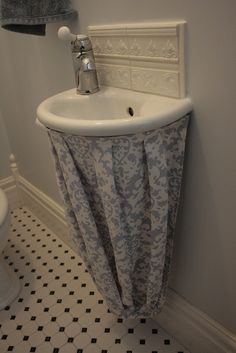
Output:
[[48, 115, 189, 318]]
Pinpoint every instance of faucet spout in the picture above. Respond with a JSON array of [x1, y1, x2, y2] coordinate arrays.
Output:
[[73, 51, 99, 94], [58, 26, 99, 95]]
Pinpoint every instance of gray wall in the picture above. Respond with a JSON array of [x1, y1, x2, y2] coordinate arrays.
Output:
[[0, 110, 11, 179], [0, 0, 235, 333]]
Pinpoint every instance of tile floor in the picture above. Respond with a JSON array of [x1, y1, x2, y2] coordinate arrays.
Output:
[[0, 207, 189, 353]]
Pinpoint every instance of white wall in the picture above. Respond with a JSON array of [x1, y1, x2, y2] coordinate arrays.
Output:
[[0, 29, 68, 204], [0, 110, 11, 179], [0, 0, 235, 333]]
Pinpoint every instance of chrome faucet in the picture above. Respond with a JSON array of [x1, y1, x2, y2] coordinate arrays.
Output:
[[58, 26, 99, 95]]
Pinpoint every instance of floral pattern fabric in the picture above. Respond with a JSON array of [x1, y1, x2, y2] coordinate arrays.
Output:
[[47, 115, 189, 318]]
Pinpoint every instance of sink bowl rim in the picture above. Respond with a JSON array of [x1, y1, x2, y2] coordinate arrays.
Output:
[[37, 86, 193, 136]]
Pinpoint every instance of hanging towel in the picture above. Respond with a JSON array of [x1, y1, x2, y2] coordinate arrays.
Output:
[[47, 115, 190, 318], [0, 0, 77, 36]]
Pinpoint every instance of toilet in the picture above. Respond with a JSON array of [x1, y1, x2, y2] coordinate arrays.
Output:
[[0, 188, 20, 309]]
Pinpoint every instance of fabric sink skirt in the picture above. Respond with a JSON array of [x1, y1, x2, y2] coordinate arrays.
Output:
[[48, 115, 189, 318]]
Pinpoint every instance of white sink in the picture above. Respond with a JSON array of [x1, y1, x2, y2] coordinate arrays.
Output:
[[37, 86, 192, 136]]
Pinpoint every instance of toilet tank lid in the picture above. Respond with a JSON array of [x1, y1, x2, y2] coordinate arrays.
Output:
[[0, 189, 9, 226]]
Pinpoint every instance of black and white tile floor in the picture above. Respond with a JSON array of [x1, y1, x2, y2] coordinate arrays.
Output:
[[0, 207, 189, 353]]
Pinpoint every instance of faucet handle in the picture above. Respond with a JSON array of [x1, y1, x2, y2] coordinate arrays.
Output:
[[58, 26, 87, 42], [58, 26, 76, 41]]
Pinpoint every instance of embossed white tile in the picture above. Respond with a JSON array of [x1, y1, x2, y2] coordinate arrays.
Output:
[[89, 22, 186, 97], [127, 35, 178, 60], [92, 36, 129, 56], [131, 68, 179, 97], [97, 64, 131, 89]]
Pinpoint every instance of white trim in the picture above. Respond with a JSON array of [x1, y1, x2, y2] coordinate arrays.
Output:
[[0, 175, 14, 189], [178, 23, 186, 98], [18, 176, 70, 247], [88, 21, 186, 33], [0, 176, 21, 210], [156, 289, 236, 353]]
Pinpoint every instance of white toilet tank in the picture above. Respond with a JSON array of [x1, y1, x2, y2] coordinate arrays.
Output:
[[0, 188, 20, 309], [0, 188, 11, 253]]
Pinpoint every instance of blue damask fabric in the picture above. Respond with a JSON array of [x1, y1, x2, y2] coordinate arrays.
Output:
[[47, 115, 189, 318]]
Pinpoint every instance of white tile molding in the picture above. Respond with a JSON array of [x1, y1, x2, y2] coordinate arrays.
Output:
[[18, 175, 70, 247], [88, 22, 186, 98], [1, 157, 236, 353], [156, 290, 236, 353]]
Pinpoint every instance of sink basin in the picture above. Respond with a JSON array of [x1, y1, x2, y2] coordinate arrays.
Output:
[[37, 86, 192, 136]]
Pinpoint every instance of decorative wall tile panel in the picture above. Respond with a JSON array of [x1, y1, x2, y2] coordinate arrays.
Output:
[[92, 36, 129, 56], [96, 64, 131, 89], [88, 22, 186, 98], [127, 36, 178, 60], [131, 68, 179, 97]]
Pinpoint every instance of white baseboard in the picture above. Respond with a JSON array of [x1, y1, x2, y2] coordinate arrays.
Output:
[[0, 176, 22, 210], [18, 176, 70, 248], [2, 170, 236, 353], [156, 290, 236, 353]]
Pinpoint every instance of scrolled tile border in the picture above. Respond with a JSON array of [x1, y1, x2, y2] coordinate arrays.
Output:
[[89, 22, 186, 98], [96, 64, 131, 89], [131, 68, 179, 97]]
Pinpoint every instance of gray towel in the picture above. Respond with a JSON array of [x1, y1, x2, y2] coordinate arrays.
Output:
[[0, 0, 77, 36]]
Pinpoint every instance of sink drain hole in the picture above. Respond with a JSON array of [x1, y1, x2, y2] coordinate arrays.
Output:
[[127, 107, 134, 117]]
